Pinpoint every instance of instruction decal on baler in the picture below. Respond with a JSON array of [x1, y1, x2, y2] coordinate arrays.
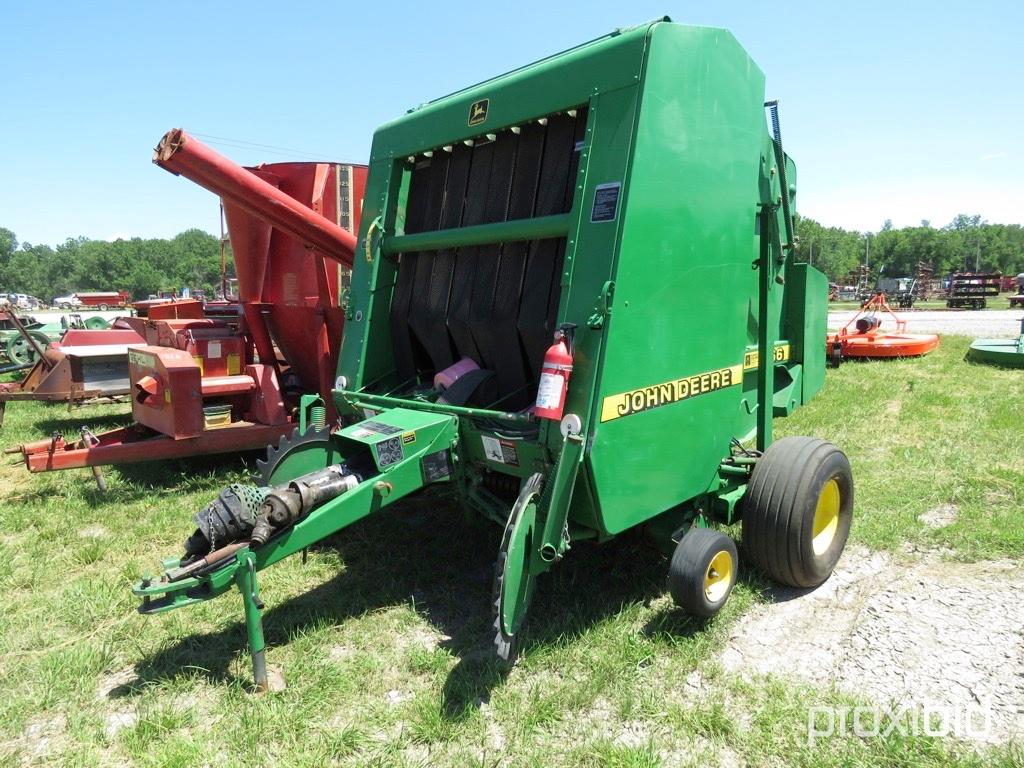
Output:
[[591, 182, 622, 222], [600, 363, 744, 422]]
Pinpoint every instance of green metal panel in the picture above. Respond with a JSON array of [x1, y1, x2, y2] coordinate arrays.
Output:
[[586, 25, 778, 534], [784, 262, 827, 403], [335, 18, 823, 538], [367, 21, 659, 161]]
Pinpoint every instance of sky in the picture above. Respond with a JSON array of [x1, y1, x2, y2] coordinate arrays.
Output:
[[2, 1, 1022, 246]]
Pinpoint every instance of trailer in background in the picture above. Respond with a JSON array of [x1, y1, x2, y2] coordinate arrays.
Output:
[[71, 291, 132, 310], [946, 273, 1000, 309]]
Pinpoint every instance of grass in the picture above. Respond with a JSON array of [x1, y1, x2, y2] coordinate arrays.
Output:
[[0, 338, 1021, 766], [778, 335, 1024, 559]]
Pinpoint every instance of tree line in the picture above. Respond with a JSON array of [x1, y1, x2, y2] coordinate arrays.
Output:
[[2, 213, 1022, 302], [796, 214, 1024, 285], [0, 227, 227, 302]]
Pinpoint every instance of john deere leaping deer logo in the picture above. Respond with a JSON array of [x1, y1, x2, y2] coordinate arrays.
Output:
[[468, 99, 489, 126]]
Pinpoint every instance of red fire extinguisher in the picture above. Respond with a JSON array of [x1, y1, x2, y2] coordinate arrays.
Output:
[[534, 323, 576, 421]]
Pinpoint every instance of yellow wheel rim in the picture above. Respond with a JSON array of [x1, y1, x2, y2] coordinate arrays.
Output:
[[704, 550, 733, 603], [812, 478, 841, 556]]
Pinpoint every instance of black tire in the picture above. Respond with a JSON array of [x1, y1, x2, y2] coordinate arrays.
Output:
[[668, 528, 738, 617], [742, 436, 853, 588], [829, 342, 842, 367], [99, 303, 108, 311]]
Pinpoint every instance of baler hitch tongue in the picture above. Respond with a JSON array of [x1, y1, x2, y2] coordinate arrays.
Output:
[[133, 408, 459, 690]]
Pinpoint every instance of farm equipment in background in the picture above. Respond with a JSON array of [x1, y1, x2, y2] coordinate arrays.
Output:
[[0, 298, 243, 426], [946, 272, 1001, 309], [854, 265, 873, 302], [63, 291, 132, 311], [882, 263, 938, 309], [878, 276, 917, 309], [1009, 273, 1024, 309], [12, 132, 366, 477], [968, 316, 1024, 368], [0, 310, 110, 367], [827, 293, 939, 363], [133, 19, 854, 691]]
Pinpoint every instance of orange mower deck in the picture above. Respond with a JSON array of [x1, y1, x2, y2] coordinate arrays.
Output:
[[827, 293, 940, 362]]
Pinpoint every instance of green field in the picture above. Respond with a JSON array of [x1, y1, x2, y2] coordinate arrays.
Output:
[[0, 337, 1021, 767]]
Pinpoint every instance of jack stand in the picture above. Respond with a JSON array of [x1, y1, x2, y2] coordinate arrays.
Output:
[[236, 552, 267, 691]]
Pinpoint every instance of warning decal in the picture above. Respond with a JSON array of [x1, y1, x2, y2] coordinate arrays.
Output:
[[376, 437, 404, 468], [481, 435, 520, 466]]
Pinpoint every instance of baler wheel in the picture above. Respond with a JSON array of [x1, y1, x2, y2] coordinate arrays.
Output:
[[742, 436, 853, 588], [493, 472, 543, 664], [668, 528, 738, 617], [256, 427, 338, 487]]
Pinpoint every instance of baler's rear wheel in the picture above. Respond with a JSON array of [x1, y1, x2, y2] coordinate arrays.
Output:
[[668, 528, 738, 617], [493, 472, 543, 664], [256, 427, 339, 487], [742, 436, 853, 588]]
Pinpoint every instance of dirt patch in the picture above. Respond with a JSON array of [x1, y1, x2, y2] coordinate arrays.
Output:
[[722, 546, 1024, 743], [918, 503, 959, 529], [264, 665, 287, 693], [96, 667, 136, 700], [384, 689, 412, 706], [327, 645, 353, 662], [14, 713, 67, 765], [104, 710, 137, 739]]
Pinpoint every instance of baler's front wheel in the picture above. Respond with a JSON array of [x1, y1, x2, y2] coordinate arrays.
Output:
[[742, 436, 853, 588], [668, 528, 738, 617], [493, 473, 543, 664]]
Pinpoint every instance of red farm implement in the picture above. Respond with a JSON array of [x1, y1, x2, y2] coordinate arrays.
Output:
[[12, 130, 366, 480], [826, 293, 940, 363]]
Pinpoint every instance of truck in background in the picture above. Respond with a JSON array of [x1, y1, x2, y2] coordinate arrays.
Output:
[[53, 291, 131, 310]]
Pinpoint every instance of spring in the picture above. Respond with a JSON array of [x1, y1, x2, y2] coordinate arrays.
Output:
[[310, 405, 327, 430]]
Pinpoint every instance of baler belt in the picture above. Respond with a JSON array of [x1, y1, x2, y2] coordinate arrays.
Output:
[[517, 113, 577, 382], [436, 368, 495, 407], [448, 139, 496, 365], [392, 106, 586, 409]]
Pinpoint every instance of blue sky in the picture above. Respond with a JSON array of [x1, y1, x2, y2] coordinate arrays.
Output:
[[2, 1, 1021, 246]]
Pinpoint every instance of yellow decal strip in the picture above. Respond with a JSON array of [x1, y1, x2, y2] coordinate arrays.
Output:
[[600, 364, 744, 423], [743, 342, 791, 371]]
